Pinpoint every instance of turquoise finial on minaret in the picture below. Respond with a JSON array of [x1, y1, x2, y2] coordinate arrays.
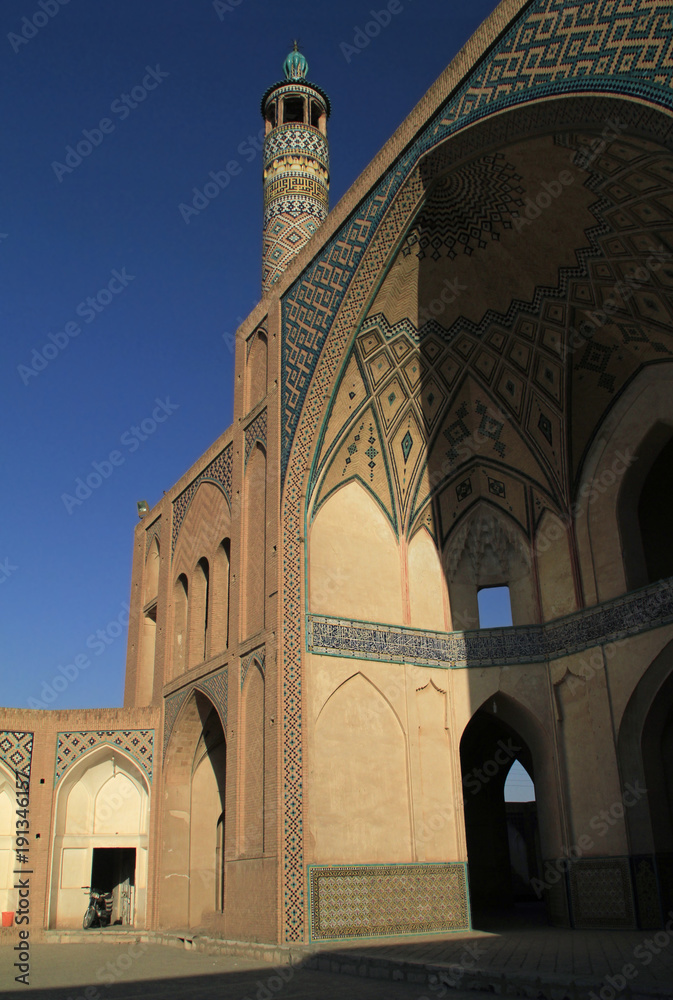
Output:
[[260, 48, 331, 293], [283, 41, 308, 81]]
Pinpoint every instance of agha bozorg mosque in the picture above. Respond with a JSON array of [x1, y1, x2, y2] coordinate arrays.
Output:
[[2, 0, 673, 946]]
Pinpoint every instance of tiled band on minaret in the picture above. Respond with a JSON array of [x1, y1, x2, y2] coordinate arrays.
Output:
[[261, 44, 330, 293]]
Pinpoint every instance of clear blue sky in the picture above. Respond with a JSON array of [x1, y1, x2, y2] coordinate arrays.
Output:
[[1, 0, 500, 710]]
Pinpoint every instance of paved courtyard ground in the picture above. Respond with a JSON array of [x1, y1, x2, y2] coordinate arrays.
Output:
[[0, 941, 492, 1000], [1, 921, 673, 1000]]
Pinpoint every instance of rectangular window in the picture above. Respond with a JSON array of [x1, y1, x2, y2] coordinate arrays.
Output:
[[477, 586, 513, 628], [283, 97, 304, 123]]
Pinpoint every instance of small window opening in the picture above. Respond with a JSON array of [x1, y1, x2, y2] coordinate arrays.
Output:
[[477, 586, 513, 628], [265, 103, 276, 129], [284, 97, 304, 123], [310, 101, 322, 129], [504, 760, 536, 802]]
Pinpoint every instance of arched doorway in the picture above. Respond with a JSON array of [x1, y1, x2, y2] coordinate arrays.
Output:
[[619, 423, 673, 590], [49, 748, 150, 929], [618, 642, 673, 926], [0, 763, 16, 917], [161, 690, 227, 931], [460, 696, 546, 929], [642, 671, 673, 915]]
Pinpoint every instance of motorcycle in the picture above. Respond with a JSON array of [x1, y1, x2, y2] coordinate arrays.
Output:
[[81, 886, 113, 929]]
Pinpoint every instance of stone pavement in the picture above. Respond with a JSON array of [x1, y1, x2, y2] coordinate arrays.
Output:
[[0, 941, 493, 1000], [310, 923, 673, 999], [1, 921, 673, 1000]]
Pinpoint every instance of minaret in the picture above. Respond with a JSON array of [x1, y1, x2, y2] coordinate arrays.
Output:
[[261, 43, 330, 293]]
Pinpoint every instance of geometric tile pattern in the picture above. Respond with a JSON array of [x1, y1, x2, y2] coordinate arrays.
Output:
[[0, 732, 33, 781], [400, 153, 523, 260], [281, 0, 673, 480], [309, 126, 673, 544], [244, 408, 268, 466], [264, 211, 325, 294], [264, 125, 329, 171], [307, 575, 673, 669], [172, 442, 233, 552], [197, 668, 229, 730], [568, 857, 636, 929], [308, 863, 469, 940], [55, 730, 154, 785], [241, 647, 265, 688], [163, 689, 191, 759], [632, 855, 663, 929], [280, 0, 673, 942], [144, 517, 161, 556]]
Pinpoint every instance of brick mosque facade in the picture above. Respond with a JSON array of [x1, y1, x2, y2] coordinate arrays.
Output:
[[2, 0, 673, 945]]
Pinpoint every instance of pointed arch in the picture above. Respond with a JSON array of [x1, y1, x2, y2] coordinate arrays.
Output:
[[310, 672, 412, 864], [189, 557, 210, 667], [240, 661, 265, 856], [574, 366, 673, 604], [171, 573, 189, 679], [309, 479, 403, 624], [0, 761, 16, 914], [408, 524, 448, 630], [459, 691, 560, 920], [49, 746, 149, 929], [243, 442, 266, 638], [211, 537, 231, 653], [444, 500, 535, 628], [246, 328, 268, 412], [144, 536, 160, 605], [161, 689, 227, 930]]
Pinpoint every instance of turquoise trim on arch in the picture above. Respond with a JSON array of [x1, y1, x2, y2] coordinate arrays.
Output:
[[307, 346, 371, 505], [281, 0, 673, 482]]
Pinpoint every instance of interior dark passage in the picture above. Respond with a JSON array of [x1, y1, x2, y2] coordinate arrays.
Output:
[[620, 425, 673, 590], [642, 670, 673, 914], [460, 707, 544, 928], [91, 847, 136, 925]]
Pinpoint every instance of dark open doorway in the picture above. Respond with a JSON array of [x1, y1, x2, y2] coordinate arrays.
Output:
[[91, 848, 136, 925], [460, 705, 545, 929]]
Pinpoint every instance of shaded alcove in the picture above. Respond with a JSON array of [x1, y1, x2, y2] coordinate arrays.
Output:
[[640, 668, 673, 916], [161, 691, 227, 931], [619, 424, 673, 590], [460, 701, 544, 928]]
